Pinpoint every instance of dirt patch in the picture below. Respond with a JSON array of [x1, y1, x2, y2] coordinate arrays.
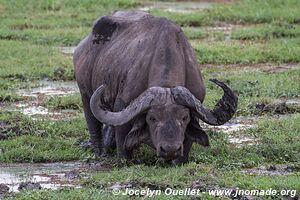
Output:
[[242, 165, 300, 176], [254, 98, 300, 115]]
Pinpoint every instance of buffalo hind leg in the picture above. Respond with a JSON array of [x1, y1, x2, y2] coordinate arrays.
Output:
[[81, 95, 103, 156]]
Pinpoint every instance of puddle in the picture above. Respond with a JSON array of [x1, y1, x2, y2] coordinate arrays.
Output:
[[201, 116, 264, 147], [202, 116, 257, 134], [139, 1, 213, 13], [228, 135, 259, 147], [58, 47, 76, 55], [12, 102, 79, 120], [17, 80, 79, 98], [0, 162, 84, 192], [8, 80, 80, 120], [10, 80, 79, 120]]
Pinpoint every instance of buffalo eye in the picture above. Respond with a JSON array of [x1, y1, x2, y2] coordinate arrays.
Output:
[[149, 116, 157, 123], [182, 115, 189, 122]]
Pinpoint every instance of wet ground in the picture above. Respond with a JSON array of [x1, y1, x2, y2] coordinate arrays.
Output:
[[242, 164, 300, 176], [139, 1, 213, 13], [7, 80, 80, 120], [17, 80, 78, 98], [0, 162, 84, 192]]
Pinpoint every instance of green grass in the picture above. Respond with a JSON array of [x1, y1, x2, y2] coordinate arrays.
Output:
[[231, 24, 300, 40], [0, 111, 90, 162], [46, 93, 82, 110], [0, 27, 90, 46], [193, 38, 300, 64], [0, 0, 139, 29], [151, 0, 300, 26], [202, 67, 300, 115], [210, 0, 300, 24], [0, 111, 88, 138], [0, 135, 88, 163], [0, 40, 73, 80]]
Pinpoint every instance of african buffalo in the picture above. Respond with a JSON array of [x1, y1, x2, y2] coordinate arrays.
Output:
[[73, 11, 238, 164]]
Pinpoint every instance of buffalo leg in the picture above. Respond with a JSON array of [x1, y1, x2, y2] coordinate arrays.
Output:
[[113, 98, 133, 159], [102, 125, 116, 156], [172, 138, 193, 165], [81, 95, 103, 156], [115, 124, 133, 159]]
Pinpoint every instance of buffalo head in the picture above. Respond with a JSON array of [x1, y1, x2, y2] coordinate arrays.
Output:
[[90, 79, 238, 160]]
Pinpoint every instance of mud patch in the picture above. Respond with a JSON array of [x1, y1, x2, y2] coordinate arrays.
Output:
[[139, 1, 213, 13], [11, 101, 79, 120], [17, 80, 78, 98], [202, 116, 257, 134], [202, 116, 261, 147], [0, 162, 85, 192], [7, 80, 80, 120], [255, 98, 300, 115], [242, 165, 300, 176], [228, 135, 259, 147], [58, 47, 76, 55]]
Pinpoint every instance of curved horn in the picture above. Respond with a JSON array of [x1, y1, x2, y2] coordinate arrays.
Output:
[[171, 79, 238, 125], [90, 85, 169, 126]]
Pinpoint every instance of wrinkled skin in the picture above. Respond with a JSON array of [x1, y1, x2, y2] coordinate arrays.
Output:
[[74, 11, 237, 164], [147, 104, 189, 159]]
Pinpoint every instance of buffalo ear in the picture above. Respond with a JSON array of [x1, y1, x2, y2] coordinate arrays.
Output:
[[124, 117, 149, 150], [186, 117, 209, 147]]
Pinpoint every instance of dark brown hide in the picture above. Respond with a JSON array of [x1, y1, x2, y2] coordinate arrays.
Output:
[[73, 11, 237, 163]]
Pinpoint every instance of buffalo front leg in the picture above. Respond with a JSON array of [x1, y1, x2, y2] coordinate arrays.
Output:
[[115, 123, 133, 159], [113, 98, 133, 159], [81, 95, 103, 156]]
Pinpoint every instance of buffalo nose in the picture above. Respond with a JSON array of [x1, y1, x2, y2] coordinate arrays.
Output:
[[159, 144, 182, 159]]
